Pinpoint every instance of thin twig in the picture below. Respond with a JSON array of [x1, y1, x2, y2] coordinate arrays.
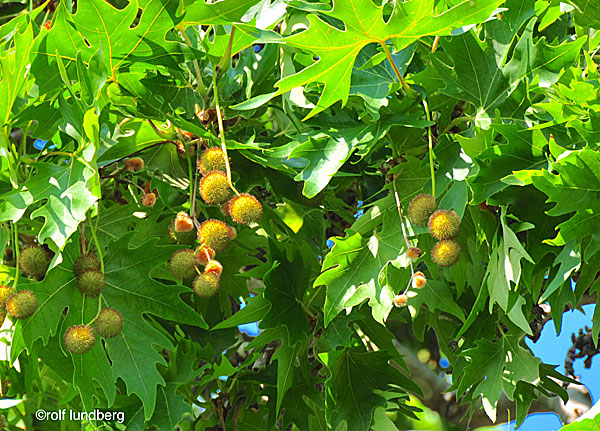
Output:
[[98, 141, 175, 171], [381, 41, 417, 98], [422, 99, 436, 198], [393, 177, 415, 293]]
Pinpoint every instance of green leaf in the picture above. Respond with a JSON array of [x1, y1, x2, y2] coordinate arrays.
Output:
[[316, 209, 408, 326], [274, 0, 504, 119], [324, 348, 419, 431], [567, 0, 600, 27], [182, 0, 262, 25], [0, 158, 99, 250], [212, 294, 271, 330], [407, 280, 465, 321]]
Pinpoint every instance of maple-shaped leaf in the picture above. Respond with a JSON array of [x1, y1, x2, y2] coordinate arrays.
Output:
[[0, 158, 99, 250], [323, 348, 421, 431], [452, 330, 541, 422], [11, 232, 207, 420], [274, 0, 504, 119], [432, 6, 586, 126]]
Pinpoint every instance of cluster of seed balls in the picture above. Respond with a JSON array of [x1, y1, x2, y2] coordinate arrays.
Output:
[[63, 253, 123, 354], [393, 194, 462, 308], [167, 146, 262, 298], [0, 245, 50, 325], [408, 194, 462, 266]]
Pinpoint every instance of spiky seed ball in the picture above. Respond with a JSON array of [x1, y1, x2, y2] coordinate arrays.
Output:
[[204, 260, 223, 277], [221, 200, 232, 217], [412, 272, 427, 289], [198, 147, 227, 175], [199, 171, 231, 205], [142, 192, 156, 207], [124, 157, 144, 172], [169, 249, 198, 279], [431, 239, 462, 267], [73, 253, 100, 278], [408, 194, 437, 227], [193, 272, 220, 298], [64, 325, 96, 354], [198, 219, 231, 252], [393, 294, 408, 308], [94, 308, 123, 338], [19, 245, 50, 279], [195, 246, 216, 265], [77, 270, 105, 297], [228, 193, 262, 225], [6, 290, 38, 319], [428, 210, 461, 240], [0, 285, 15, 305], [407, 247, 422, 259]]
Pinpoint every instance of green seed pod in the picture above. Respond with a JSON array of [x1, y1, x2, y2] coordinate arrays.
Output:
[[77, 270, 105, 297], [6, 290, 38, 319], [428, 210, 460, 240], [169, 249, 198, 280], [19, 245, 50, 279], [193, 272, 220, 298], [407, 194, 437, 227], [431, 239, 462, 267], [73, 253, 100, 278], [94, 308, 123, 338], [64, 325, 96, 354]]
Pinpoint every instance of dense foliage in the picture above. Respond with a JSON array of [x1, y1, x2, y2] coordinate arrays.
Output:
[[0, 0, 599, 430]]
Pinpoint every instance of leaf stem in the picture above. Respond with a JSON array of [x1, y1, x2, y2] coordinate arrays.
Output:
[[191, 149, 200, 220], [422, 99, 436, 198], [89, 208, 104, 273], [380, 42, 417, 98], [211, 65, 239, 196], [393, 177, 415, 293], [178, 25, 207, 96], [12, 222, 19, 289]]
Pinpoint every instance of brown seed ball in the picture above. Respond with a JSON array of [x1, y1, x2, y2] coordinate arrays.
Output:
[[169, 249, 198, 280], [199, 171, 231, 205], [227, 225, 237, 240], [73, 253, 100, 278], [141, 192, 156, 207], [195, 246, 216, 265], [412, 272, 427, 289], [198, 219, 231, 252], [428, 209, 461, 240], [6, 290, 38, 319], [64, 325, 96, 354], [94, 308, 123, 338], [393, 294, 408, 308], [408, 194, 437, 227], [431, 239, 462, 267], [198, 147, 227, 175], [174, 211, 194, 232], [124, 157, 144, 172], [193, 272, 220, 298], [407, 247, 422, 259], [77, 269, 105, 297], [228, 193, 262, 225]]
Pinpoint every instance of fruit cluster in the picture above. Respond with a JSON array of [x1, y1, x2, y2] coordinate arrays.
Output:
[[408, 194, 462, 267], [167, 146, 263, 298], [63, 253, 124, 355]]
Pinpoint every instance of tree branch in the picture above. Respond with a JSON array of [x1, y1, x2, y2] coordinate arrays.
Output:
[[392, 340, 592, 428]]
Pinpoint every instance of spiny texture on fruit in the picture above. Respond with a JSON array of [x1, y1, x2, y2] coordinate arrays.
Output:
[[77, 270, 105, 297], [198, 219, 230, 252], [73, 253, 100, 278], [407, 247, 422, 259], [124, 157, 144, 172], [198, 147, 227, 175], [193, 272, 220, 298], [195, 246, 216, 265], [142, 192, 156, 207], [0, 285, 15, 305], [199, 171, 231, 205], [64, 325, 96, 354], [94, 308, 123, 338], [393, 294, 408, 307], [428, 209, 460, 240], [204, 260, 223, 277], [6, 290, 38, 319], [412, 272, 427, 289], [169, 249, 198, 279], [19, 245, 50, 279], [431, 239, 462, 267], [408, 194, 437, 227], [228, 193, 262, 225]]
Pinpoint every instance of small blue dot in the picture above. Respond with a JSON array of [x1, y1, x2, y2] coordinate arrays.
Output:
[[439, 358, 450, 368], [326, 239, 334, 248]]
